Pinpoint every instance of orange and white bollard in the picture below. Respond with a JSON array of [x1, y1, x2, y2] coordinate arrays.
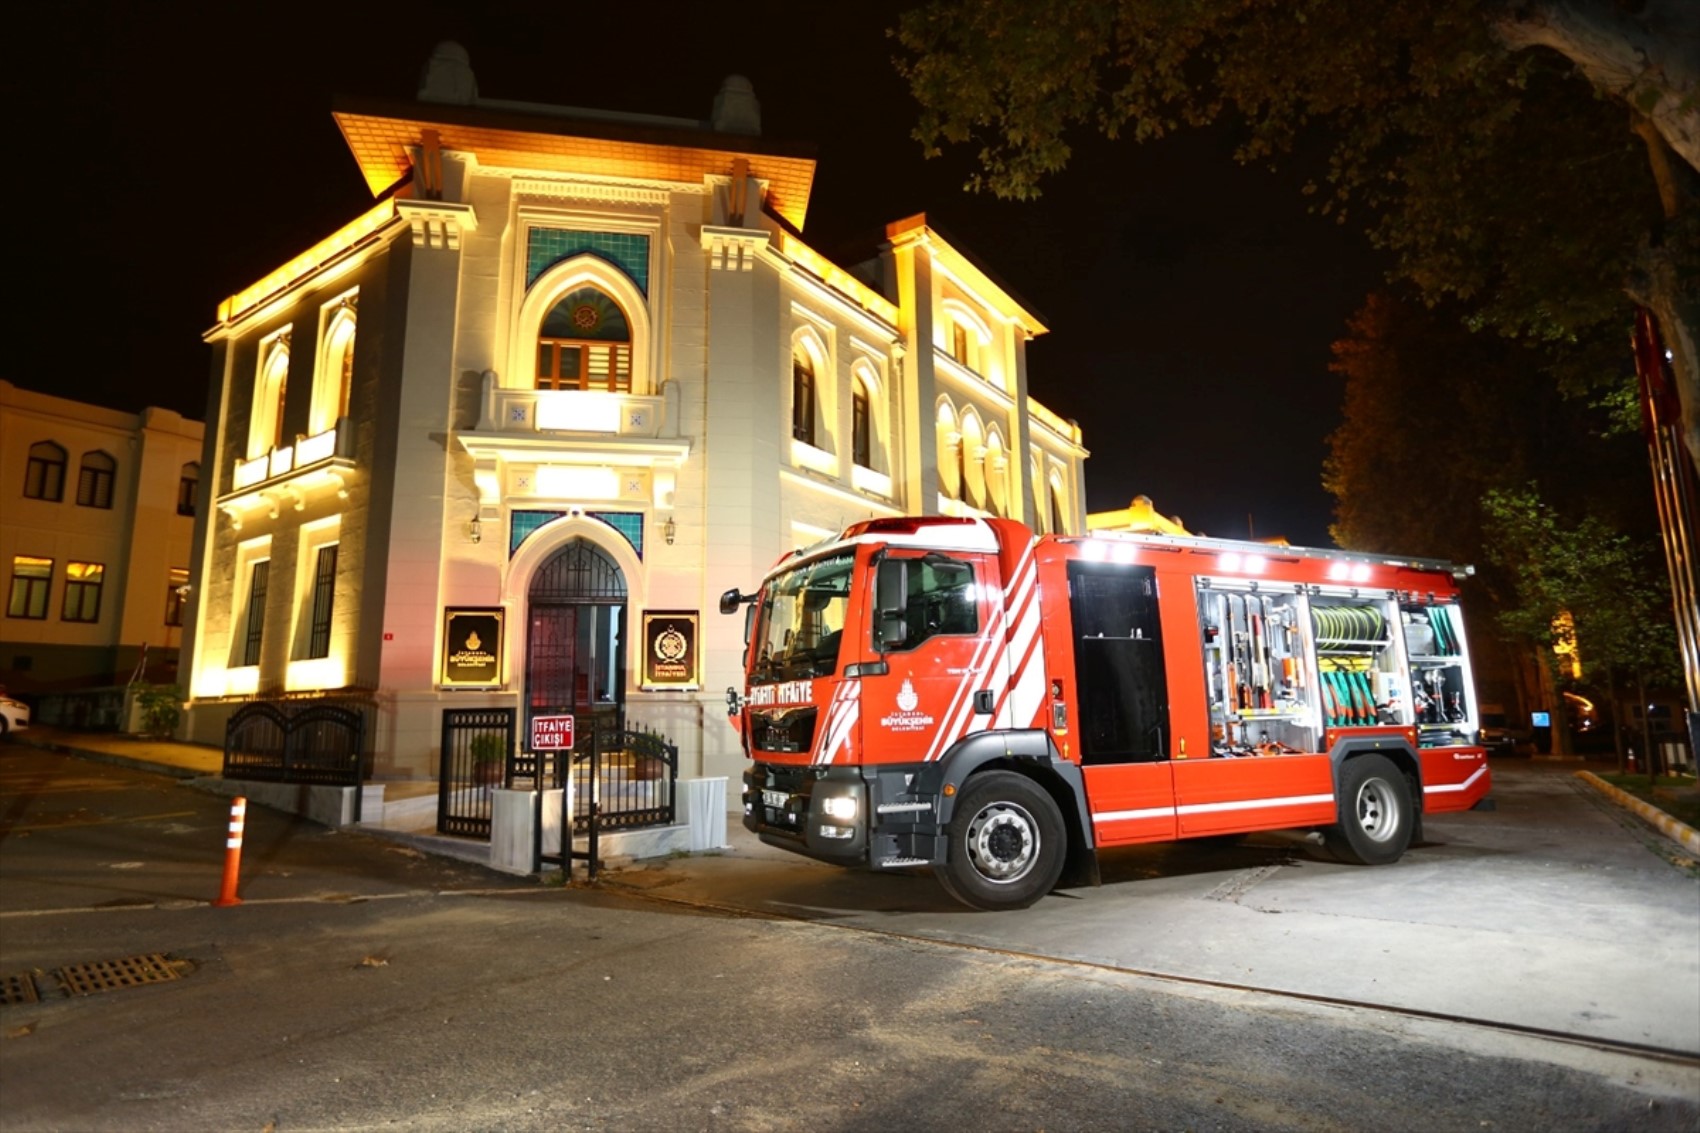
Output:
[[212, 796, 247, 907]]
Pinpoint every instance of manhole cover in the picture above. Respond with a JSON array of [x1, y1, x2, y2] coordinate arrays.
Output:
[[53, 954, 187, 997], [0, 972, 40, 1007]]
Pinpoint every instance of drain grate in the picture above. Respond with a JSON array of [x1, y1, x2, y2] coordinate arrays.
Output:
[[53, 953, 185, 997], [1, 972, 40, 1007]]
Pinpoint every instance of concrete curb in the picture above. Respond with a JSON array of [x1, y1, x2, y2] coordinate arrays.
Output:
[[1576, 770, 1700, 856]]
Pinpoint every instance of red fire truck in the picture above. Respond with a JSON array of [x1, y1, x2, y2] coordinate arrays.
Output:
[[720, 516, 1493, 910]]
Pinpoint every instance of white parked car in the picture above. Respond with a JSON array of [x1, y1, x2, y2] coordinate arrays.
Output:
[[0, 689, 30, 736]]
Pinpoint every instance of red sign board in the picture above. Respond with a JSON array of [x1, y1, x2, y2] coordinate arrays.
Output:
[[531, 714, 575, 750]]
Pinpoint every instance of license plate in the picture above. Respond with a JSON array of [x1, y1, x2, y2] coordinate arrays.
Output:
[[762, 789, 789, 810]]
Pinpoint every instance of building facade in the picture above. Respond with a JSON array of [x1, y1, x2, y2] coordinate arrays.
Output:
[[181, 45, 1088, 786], [1, 380, 204, 694]]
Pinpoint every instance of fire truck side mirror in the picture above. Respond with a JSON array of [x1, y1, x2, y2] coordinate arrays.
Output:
[[873, 560, 908, 651], [718, 587, 746, 615]]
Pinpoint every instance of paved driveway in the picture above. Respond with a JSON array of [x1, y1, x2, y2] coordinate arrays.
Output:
[[612, 761, 1700, 1055]]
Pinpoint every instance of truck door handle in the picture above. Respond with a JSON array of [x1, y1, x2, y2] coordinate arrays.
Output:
[[973, 689, 995, 715]]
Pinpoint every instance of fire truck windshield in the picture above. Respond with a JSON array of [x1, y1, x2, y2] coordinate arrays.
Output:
[[753, 552, 853, 682]]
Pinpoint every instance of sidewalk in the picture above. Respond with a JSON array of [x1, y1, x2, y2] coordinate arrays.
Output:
[[8, 729, 1696, 871], [9, 725, 224, 778]]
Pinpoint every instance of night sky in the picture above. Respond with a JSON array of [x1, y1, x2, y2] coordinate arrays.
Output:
[[22, 0, 1389, 548]]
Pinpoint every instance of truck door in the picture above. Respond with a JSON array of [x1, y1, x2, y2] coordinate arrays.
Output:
[[855, 549, 1002, 767], [1067, 561, 1178, 844]]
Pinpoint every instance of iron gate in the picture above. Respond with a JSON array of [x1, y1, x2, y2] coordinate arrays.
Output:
[[438, 707, 515, 838], [535, 724, 678, 878]]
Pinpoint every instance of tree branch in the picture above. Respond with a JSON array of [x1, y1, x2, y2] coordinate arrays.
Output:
[[1493, 0, 1700, 173]]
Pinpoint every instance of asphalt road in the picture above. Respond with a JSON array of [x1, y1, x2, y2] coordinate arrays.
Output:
[[1, 746, 1697, 1132]]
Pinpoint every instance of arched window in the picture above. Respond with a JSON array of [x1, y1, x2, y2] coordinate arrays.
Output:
[[1049, 470, 1068, 535], [537, 287, 631, 392], [960, 410, 987, 510], [942, 299, 993, 375], [76, 451, 117, 509], [984, 430, 1008, 517], [851, 382, 871, 469], [24, 441, 66, 501], [253, 336, 291, 457], [935, 402, 962, 501], [791, 346, 817, 446], [178, 462, 200, 517], [314, 299, 357, 433]]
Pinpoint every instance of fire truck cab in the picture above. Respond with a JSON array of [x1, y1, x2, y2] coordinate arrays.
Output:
[[721, 516, 1493, 911]]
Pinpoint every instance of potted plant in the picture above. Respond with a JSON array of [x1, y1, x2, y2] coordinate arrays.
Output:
[[469, 733, 507, 786]]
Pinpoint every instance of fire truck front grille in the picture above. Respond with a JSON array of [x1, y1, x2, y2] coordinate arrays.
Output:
[[750, 707, 818, 754]]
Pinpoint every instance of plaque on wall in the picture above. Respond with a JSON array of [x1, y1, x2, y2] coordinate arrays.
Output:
[[441, 607, 504, 687], [641, 610, 699, 689]]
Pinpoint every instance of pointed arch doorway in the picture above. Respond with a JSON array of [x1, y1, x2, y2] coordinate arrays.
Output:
[[527, 538, 627, 739]]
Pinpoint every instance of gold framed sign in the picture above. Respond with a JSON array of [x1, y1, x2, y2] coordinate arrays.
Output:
[[441, 607, 504, 687], [641, 610, 699, 689]]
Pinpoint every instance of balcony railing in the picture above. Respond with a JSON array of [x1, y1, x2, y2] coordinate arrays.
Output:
[[219, 420, 355, 525], [232, 422, 349, 491], [480, 381, 667, 440]]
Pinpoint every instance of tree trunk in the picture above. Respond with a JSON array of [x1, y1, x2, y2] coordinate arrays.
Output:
[[1495, 0, 1700, 471]]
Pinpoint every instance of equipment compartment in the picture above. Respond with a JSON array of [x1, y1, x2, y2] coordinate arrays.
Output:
[[1199, 582, 1320, 757], [1400, 601, 1478, 747]]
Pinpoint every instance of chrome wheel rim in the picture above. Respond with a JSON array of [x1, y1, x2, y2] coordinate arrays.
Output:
[[965, 800, 1039, 884], [1356, 777, 1401, 843]]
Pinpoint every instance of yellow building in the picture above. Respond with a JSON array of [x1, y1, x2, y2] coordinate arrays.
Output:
[[181, 44, 1087, 789], [1, 380, 203, 697]]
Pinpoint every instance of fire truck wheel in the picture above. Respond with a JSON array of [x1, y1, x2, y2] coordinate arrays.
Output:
[[1324, 753, 1414, 866], [937, 771, 1066, 910]]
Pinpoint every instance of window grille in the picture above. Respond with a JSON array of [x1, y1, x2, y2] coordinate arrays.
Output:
[[242, 561, 269, 667], [307, 545, 337, 659]]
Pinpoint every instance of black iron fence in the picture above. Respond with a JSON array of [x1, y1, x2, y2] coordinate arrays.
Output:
[[224, 701, 368, 780], [436, 712, 677, 866], [533, 724, 678, 879], [438, 707, 515, 838], [33, 687, 127, 732]]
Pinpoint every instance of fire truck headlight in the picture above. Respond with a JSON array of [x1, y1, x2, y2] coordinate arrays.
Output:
[[818, 824, 854, 839], [820, 795, 858, 822]]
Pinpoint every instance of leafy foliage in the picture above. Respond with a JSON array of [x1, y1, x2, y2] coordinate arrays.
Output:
[[895, 0, 1666, 390], [1481, 485, 1678, 693], [132, 683, 182, 739]]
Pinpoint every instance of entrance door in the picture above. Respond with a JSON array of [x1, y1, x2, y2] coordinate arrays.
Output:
[[527, 539, 628, 739]]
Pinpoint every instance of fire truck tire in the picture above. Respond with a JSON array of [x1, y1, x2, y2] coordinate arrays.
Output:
[[937, 771, 1066, 910], [1324, 753, 1414, 866]]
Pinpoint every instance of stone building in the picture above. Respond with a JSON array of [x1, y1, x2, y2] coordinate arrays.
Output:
[[180, 45, 1088, 788]]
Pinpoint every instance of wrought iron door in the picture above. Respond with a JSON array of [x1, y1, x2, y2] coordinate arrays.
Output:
[[526, 539, 627, 739]]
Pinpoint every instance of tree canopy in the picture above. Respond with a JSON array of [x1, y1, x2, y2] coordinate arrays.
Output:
[[895, 0, 1700, 463]]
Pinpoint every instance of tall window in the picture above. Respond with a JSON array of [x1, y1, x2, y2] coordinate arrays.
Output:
[[76, 451, 116, 509], [306, 544, 337, 659], [177, 463, 199, 517], [62, 562, 104, 623], [536, 287, 632, 392], [241, 560, 270, 667], [254, 334, 291, 456], [7, 556, 52, 619], [852, 384, 871, 469], [165, 567, 190, 627], [791, 349, 816, 445], [951, 322, 971, 366], [320, 300, 357, 430], [24, 442, 66, 501]]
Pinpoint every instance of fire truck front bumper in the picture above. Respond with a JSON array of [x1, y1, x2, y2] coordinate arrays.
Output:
[[743, 764, 868, 863], [743, 763, 945, 869]]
